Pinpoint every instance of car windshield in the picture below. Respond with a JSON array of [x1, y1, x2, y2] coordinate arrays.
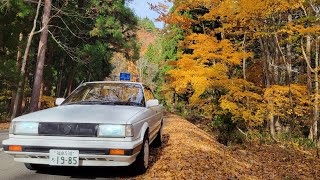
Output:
[[63, 83, 145, 107]]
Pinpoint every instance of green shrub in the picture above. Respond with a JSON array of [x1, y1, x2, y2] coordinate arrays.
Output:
[[209, 113, 245, 146]]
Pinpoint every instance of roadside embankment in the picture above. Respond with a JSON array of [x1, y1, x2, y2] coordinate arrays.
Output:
[[139, 114, 320, 179]]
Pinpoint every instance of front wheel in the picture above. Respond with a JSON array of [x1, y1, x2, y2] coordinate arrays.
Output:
[[133, 136, 149, 174], [24, 163, 41, 171], [152, 123, 163, 147]]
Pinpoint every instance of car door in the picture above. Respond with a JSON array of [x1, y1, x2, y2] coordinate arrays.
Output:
[[144, 87, 162, 140]]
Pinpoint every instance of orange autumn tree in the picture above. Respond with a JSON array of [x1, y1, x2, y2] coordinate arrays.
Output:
[[165, 0, 266, 129], [219, 80, 266, 128], [162, 0, 312, 129], [215, 0, 305, 138], [225, 0, 320, 140], [264, 85, 310, 125]]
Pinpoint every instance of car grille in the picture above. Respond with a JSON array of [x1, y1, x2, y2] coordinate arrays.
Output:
[[38, 123, 98, 137], [23, 147, 107, 155]]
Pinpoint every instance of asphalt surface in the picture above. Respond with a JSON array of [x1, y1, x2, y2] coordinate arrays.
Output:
[[0, 153, 142, 180], [0, 130, 9, 148], [0, 132, 148, 180]]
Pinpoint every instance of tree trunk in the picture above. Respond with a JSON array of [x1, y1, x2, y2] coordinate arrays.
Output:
[[260, 38, 270, 86], [274, 40, 280, 85], [43, 47, 53, 96], [286, 14, 293, 86], [9, 33, 23, 117], [30, 0, 52, 112], [307, 35, 312, 96], [66, 75, 74, 96], [11, 0, 42, 120], [242, 34, 247, 80], [313, 39, 319, 142], [38, 82, 44, 109], [64, 68, 75, 97], [304, 35, 315, 140], [56, 59, 64, 97], [260, 37, 276, 139], [275, 24, 295, 136], [15, 33, 23, 70], [286, 23, 295, 137]]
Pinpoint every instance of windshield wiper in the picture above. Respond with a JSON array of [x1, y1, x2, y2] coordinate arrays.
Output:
[[64, 100, 115, 105], [63, 102, 82, 105], [64, 100, 142, 106], [113, 101, 142, 106]]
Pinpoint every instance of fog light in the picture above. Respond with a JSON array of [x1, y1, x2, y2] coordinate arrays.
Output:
[[110, 149, 125, 155], [9, 145, 22, 151]]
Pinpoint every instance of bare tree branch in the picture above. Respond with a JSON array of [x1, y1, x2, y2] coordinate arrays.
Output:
[[301, 38, 315, 73], [48, 30, 82, 62], [54, 15, 87, 41]]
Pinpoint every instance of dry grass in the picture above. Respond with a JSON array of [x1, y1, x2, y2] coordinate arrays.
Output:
[[0, 122, 10, 130], [138, 114, 257, 179], [136, 114, 320, 179]]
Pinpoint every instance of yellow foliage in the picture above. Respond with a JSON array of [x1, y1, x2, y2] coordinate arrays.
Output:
[[264, 85, 309, 119], [283, 23, 320, 36], [40, 96, 56, 109], [168, 30, 252, 106], [163, 0, 312, 129], [220, 79, 266, 127], [181, 33, 252, 65]]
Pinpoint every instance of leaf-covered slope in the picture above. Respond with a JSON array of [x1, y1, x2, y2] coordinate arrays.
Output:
[[137, 114, 320, 179]]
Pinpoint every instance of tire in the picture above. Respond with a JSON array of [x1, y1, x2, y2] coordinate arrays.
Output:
[[152, 123, 163, 147], [133, 134, 150, 174], [24, 163, 41, 171]]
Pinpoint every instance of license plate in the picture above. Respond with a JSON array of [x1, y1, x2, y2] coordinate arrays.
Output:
[[49, 149, 79, 166]]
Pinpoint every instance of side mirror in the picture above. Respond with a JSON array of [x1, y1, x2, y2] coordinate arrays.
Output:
[[146, 99, 159, 107], [55, 98, 65, 106]]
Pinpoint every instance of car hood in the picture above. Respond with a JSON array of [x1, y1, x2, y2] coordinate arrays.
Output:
[[14, 105, 145, 124]]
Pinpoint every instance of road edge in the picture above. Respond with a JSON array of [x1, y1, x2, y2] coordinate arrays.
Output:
[[0, 130, 9, 134]]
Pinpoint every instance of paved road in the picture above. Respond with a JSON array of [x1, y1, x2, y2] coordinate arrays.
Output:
[[0, 130, 9, 148], [0, 138, 146, 180], [0, 152, 141, 180], [0, 133, 149, 180]]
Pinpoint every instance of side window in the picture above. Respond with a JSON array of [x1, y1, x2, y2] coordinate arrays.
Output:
[[144, 87, 155, 102]]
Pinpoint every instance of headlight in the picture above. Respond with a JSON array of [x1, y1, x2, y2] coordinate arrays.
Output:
[[98, 124, 133, 137], [13, 122, 39, 135], [125, 125, 134, 137]]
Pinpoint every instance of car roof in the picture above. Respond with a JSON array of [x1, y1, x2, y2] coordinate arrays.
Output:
[[85, 81, 144, 86]]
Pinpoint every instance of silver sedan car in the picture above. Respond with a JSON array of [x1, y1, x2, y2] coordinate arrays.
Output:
[[2, 81, 163, 174]]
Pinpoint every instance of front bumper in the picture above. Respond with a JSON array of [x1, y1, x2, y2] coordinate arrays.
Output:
[[2, 136, 143, 167]]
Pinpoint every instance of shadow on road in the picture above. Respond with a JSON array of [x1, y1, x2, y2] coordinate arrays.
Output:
[[34, 134, 170, 179]]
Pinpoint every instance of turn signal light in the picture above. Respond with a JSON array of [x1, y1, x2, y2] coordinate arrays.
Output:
[[110, 149, 125, 155], [9, 145, 22, 151]]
